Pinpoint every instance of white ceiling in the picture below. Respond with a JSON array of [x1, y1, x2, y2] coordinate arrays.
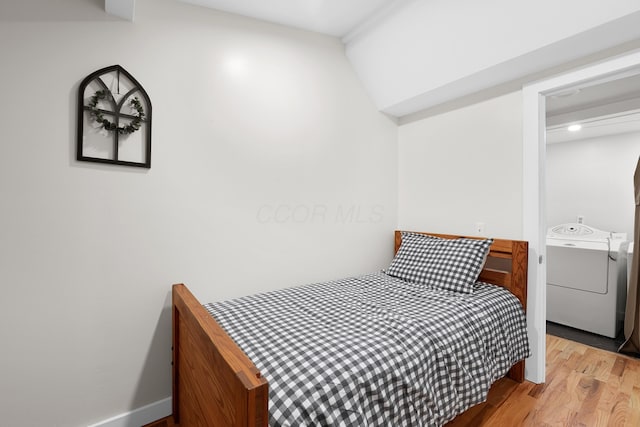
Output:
[[547, 73, 640, 117], [179, 0, 401, 38], [102, 1, 640, 120], [546, 109, 640, 144], [546, 73, 640, 144]]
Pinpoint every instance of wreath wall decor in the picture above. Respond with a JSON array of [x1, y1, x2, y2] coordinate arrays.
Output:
[[77, 65, 152, 168], [88, 89, 145, 135]]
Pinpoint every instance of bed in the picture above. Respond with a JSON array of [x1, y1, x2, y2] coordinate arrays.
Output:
[[171, 231, 529, 426]]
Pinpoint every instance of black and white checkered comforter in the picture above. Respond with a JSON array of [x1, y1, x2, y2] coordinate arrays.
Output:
[[204, 272, 530, 426]]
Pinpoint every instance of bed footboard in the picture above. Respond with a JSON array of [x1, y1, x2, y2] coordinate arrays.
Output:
[[172, 284, 268, 426]]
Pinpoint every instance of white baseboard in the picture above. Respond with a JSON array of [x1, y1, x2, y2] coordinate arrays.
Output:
[[87, 397, 172, 427]]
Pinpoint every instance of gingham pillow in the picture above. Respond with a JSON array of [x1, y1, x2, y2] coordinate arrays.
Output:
[[387, 232, 493, 294]]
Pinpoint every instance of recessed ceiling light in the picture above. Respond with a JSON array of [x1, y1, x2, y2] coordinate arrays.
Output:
[[567, 124, 582, 132]]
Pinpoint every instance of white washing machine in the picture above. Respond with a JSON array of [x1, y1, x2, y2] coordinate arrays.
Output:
[[547, 223, 628, 338]]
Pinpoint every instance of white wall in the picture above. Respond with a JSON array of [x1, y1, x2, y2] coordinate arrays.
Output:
[[397, 90, 546, 381], [398, 91, 523, 238], [0, 1, 397, 426], [546, 132, 640, 238]]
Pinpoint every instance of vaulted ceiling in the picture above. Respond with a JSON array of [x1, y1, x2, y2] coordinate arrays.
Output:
[[106, 0, 640, 119]]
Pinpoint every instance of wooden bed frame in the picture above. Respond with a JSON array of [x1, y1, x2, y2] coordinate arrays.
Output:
[[171, 231, 528, 426]]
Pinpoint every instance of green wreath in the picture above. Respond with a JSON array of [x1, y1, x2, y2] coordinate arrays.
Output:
[[88, 90, 145, 135]]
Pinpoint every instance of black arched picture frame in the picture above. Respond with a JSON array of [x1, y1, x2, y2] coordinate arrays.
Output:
[[77, 65, 152, 168]]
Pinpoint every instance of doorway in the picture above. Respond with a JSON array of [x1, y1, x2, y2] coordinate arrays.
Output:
[[544, 74, 640, 352], [522, 50, 640, 384]]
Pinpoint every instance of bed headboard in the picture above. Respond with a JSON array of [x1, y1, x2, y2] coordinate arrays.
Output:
[[394, 231, 529, 382], [394, 231, 528, 311]]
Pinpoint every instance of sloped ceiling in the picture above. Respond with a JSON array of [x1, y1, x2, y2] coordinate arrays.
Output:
[[344, 0, 640, 117], [106, 0, 640, 119]]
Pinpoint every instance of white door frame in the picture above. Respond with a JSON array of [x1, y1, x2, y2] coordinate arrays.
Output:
[[522, 49, 640, 384]]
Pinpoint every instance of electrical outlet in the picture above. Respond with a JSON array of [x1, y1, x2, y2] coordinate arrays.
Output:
[[475, 222, 485, 234]]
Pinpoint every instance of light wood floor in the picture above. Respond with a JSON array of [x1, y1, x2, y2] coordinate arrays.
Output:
[[447, 334, 640, 426], [148, 335, 640, 426]]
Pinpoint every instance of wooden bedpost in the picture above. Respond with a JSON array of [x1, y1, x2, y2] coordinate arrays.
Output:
[[172, 284, 269, 426]]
